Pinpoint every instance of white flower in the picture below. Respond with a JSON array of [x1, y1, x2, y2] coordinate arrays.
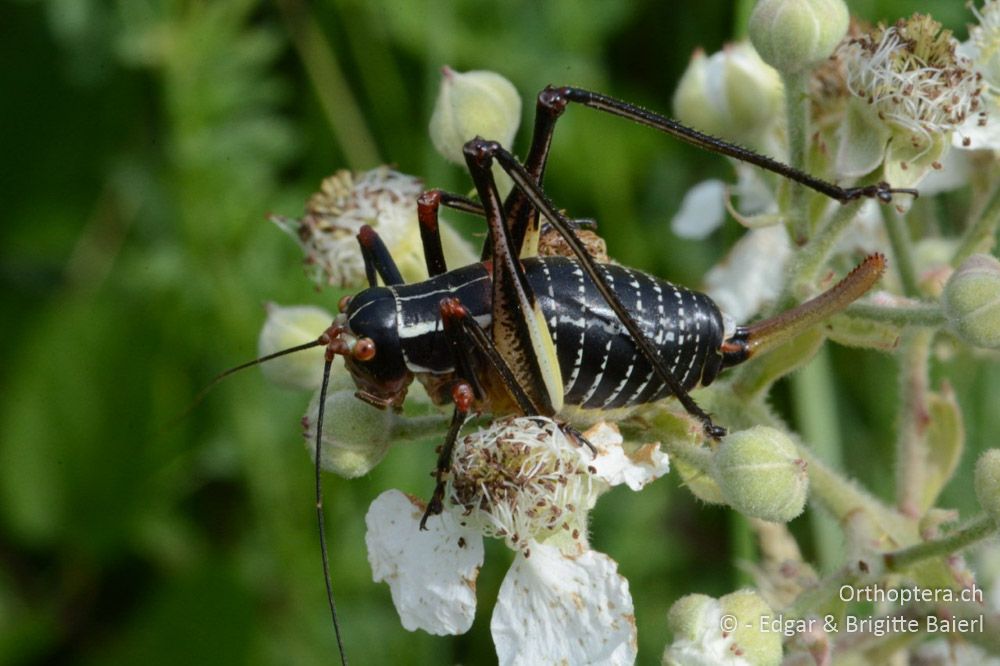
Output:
[[836, 15, 985, 188], [954, 1, 1000, 151], [704, 224, 792, 323], [271, 167, 475, 288], [364, 418, 670, 664]]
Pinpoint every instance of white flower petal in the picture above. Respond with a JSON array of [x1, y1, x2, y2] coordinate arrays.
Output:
[[953, 97, 1000, 151], [585, 422, 670, 491], [671, 179, 727, 240], [705, 225, 791, 323], [491, 541, 637, 666], [365, 489, 484, 635]]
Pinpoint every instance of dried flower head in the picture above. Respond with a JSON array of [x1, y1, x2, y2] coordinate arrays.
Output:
[[271, 168, 422, 287], [448, 416, 595, 551], [271, 167, 475, 288]]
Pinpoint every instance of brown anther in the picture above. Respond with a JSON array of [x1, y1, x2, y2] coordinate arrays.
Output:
[[352, 337, 376, 361], [337, 294, 353, 312]]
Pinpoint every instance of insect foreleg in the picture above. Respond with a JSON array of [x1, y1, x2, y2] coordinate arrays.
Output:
[[416, 190, 484, 277], [474, 138, 727, 440], [421, 297, 543, 528], [357, 225, 404, 287]]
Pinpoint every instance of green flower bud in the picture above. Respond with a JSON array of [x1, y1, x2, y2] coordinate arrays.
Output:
[[666, 593, 716, 642], [712, 426, 808, 523], [429, 67, 522, 165], [942, 253, 1000, 349], [304, 376, 448, 478], [257, 303, 332, 390], [749, 0, 849, 74], [975, 449, 1000, 526], [304, 372, 395, 478], [673, 43, 783, 144], [663, 590, 782, 666], [719, 590, 783, 666]]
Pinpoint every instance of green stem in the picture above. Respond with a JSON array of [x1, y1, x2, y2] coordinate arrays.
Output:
[[391, 414, 450, 443], [775, 201, 864, 311], [953, 178, 1000, 266], [661, 436, 715, 476], [790, 348, 844, 572], [845, 301, 945, 327], [884, 514, 996, 571], [782, 70, 811, 245], [883, 207, 921, 297], [894, 329, 933, 518]]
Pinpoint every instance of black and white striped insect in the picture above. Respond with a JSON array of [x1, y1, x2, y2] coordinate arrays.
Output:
[[227, 86, 913, 663]]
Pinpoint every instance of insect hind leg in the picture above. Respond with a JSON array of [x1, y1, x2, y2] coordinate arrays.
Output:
[[466, 137, 727, 440]]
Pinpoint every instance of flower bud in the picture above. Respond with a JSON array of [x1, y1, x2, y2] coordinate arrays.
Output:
[[673, 43, 783, 144], [303, 375, 447, 478], [749, 0, 849, 74], [429, 67, 521, 165], [712, 426, 808, 523], [718, 590, 783, 666], [975, 449, 1000, 527], [257, 303, 332, 390], [942, 253, 1000, 349], [665, 593, 716, 643], [663, 590, 782, 666], [303, 372, 396, 478]]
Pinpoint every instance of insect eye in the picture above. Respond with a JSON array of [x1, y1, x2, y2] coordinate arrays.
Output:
[[338, 295, 353, 313], [352, 337, 376, 361]]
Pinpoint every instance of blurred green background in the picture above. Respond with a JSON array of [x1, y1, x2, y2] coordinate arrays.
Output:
[[1, 0, 994, 664]]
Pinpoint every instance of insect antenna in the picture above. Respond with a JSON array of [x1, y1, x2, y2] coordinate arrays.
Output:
[[313, 356, 349, 666], [164, 338, 326, 432]]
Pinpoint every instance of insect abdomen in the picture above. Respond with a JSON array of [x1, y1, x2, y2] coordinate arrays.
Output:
[[527, 257, 725, 409], [389, 257, 725, 409]]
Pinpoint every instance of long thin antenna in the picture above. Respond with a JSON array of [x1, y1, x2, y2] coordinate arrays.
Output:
[[315, 357, 348, 665], [164, 339, 326, 432]]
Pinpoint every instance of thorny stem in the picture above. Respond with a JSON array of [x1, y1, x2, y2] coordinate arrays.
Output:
[[783, 70, 811, 245], [953, 178, 1000, 266], [884, 514, 997, 572], [895, 329, 933, 519], [883, 206, 921, 297]]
